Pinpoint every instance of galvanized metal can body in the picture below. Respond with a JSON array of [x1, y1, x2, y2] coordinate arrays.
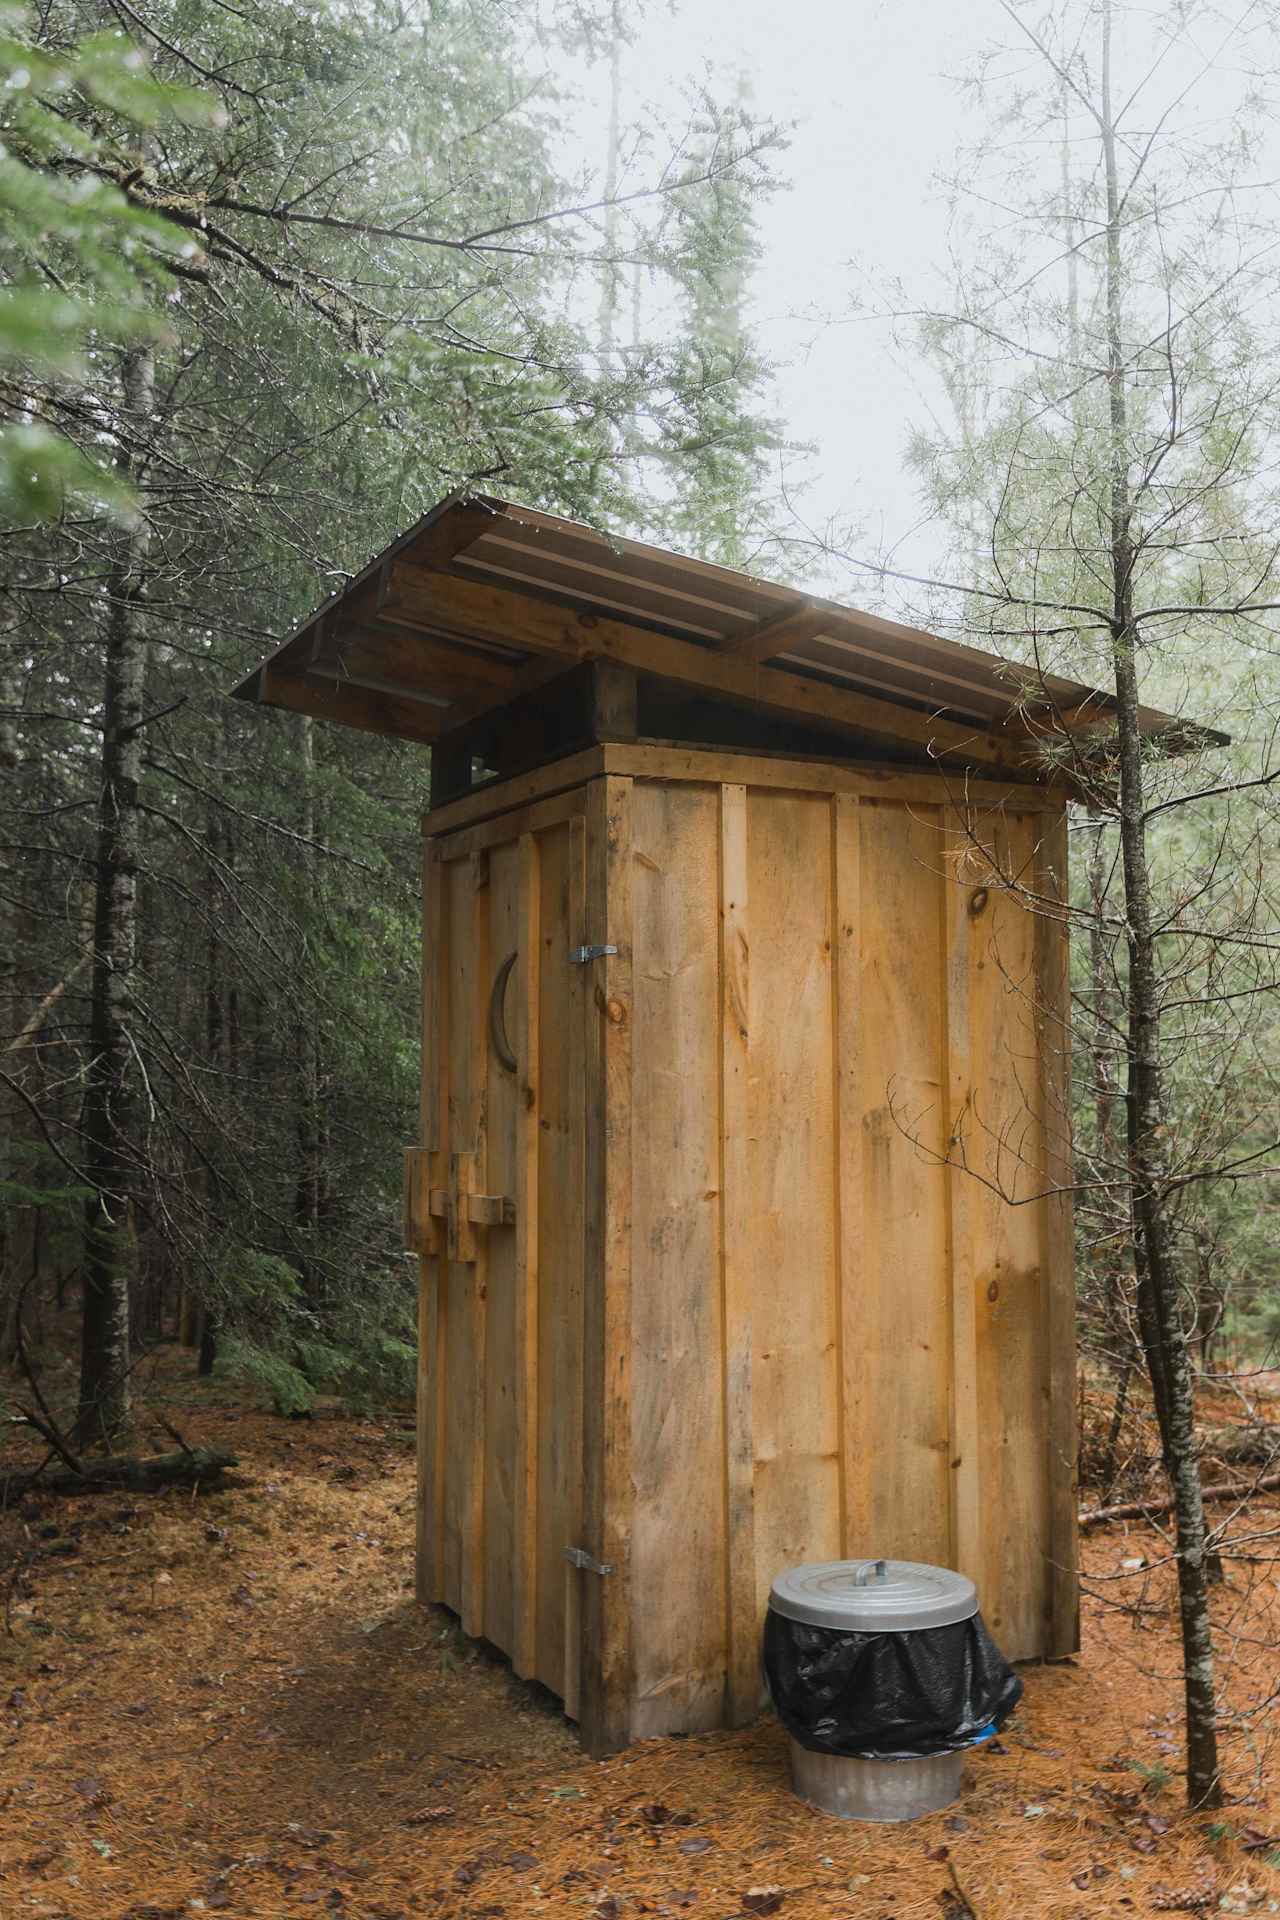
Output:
[[787, 1739, 966, 1823]]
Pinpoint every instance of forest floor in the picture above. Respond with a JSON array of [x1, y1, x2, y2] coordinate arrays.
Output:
[[1, 1359, 1280, 1920]]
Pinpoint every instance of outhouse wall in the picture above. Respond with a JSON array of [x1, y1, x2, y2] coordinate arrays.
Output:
[[407, 743, 1078, 1756]]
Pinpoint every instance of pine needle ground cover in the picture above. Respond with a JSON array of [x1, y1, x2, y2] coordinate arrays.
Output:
[[2, 1367, 1279, 1920]]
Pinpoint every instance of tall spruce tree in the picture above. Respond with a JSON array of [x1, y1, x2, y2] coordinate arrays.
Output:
[[1, 0, 785, 1437], [884, 0, 1280, 1807]]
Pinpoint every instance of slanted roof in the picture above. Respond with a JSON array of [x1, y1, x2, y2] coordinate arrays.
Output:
[[230, 491, 1221, 779]]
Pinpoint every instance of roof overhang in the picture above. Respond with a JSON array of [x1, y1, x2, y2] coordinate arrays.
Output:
[[230, 491, 1227, 780]]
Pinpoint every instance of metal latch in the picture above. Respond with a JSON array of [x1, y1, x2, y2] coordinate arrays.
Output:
[[569, 944, 618, 964], [564, 1545, 613, 1576]]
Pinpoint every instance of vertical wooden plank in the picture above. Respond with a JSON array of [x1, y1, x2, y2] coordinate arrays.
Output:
[[966, 810, 1051, 1653], [561, 815, 587, 1725], [422, 831, 443, 1152], [591, 660, 639, 742], [447, 1149, 478, 1264], [535, 817, 586, 1701], [402, 1147, 432, 1255], [417, 842, 449, 1605], [719, 782, 757, 1725], [942, 804, 982, 1584], [562, 1581, 582, 1720], [830, 793, 864, 1559], [461, 851, 490, 1640], [857, 802, 952, 1567], [1037, 807, 1079, 1655], [628, 781, 726, 1737], [441, 855, 477, 1615], [580, 773, 635, 1756], [482, 839, 520, 1662], [746, 791, 841, 1625], [511, 831, 541, 1678]]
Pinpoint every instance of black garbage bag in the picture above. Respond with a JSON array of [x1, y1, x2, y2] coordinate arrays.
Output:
[[764, 1608, 1022, 1760]]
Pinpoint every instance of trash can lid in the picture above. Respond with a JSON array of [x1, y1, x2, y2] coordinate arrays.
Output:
[[768, 1559, 978, 1632]]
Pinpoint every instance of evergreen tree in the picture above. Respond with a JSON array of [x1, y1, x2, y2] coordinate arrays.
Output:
[[890, 0, 1280, 1807], [652, 73, 787, 569], [1, 0, 786, 1437]]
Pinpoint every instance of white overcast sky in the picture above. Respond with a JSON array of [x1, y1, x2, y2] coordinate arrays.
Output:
[[552, 0, 1280, 635], [538, 0, 1279, 740], [558, 0, 987, 602]]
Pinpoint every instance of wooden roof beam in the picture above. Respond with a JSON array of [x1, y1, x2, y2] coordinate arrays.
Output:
[[381, 562, 586, 663], [251, 666, 445, 746], [719, 604, 835, 663], [311, 624, 525, 703], [403, 499, 500, 571], [377, 563, 1043, 776]]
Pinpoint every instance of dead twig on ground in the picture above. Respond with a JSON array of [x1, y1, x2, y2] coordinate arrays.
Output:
[[1081, 1472, 1280, 1530]]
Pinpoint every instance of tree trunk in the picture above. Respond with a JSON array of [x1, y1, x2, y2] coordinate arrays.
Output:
[[1100, 0, 1220, 1808], [76, 341, 155, 1448], [0, 636, 20, 1339], [1098, 1357, 1131, 1502], [199, 797, 226, 1378], [293, 715, 324, 1295], [1193, 1229, 1223, 1375], [197, 1308, 217, 1377]]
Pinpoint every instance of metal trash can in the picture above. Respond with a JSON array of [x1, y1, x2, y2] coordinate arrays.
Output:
[[764, 1558, 1021, 1823]]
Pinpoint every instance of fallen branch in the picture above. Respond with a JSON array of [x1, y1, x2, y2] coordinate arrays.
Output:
[[1081, 1471, 1280, 1531], [2, 953, 89, 1056], [13, 1406, 82, 1477], [0, 1446, 238, 1502], [1198, 1421, 1280, 1469], [945, 1860, 979, 1918]]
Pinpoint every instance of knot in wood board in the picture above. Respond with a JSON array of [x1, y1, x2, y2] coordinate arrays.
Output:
[[595, 984, 628, 1025]]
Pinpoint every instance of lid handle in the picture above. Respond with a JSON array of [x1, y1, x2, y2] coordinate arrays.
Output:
[[854, 1558, 888, 1587]]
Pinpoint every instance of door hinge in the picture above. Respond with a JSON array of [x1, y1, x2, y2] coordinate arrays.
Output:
[[569, 943, 618, 964], [564, 1545, 613, 1576]]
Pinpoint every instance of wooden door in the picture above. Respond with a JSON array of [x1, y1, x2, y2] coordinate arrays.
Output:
[[405, 793, 590, 1714]]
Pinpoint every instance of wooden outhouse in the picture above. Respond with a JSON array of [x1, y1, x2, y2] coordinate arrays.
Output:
[[234, 492, 1188, 1753]]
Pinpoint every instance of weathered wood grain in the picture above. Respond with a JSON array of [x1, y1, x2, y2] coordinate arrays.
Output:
[[966, 811, 1050, 1654], [511, 831, 541, 1677], [580, 777, 635, 1755], [941, 806, 982, 1585], [423, 743, 1050, 838], [535, 817, 586, 1704], [629, 780, 726, 1737], [482, 839, 520, 1658], [830, 793, 863, 1562], [745, 791, 841, 1623], [856, 801, 952, 1566], [417, 847, 448, 1604], [413, 755, 1077, 1744], [440, 855, 476, 1616], [718, 782, 757, 1725]]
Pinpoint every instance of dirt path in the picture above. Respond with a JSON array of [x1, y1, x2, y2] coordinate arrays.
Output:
[[1, 1396, 1278, 1919]]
